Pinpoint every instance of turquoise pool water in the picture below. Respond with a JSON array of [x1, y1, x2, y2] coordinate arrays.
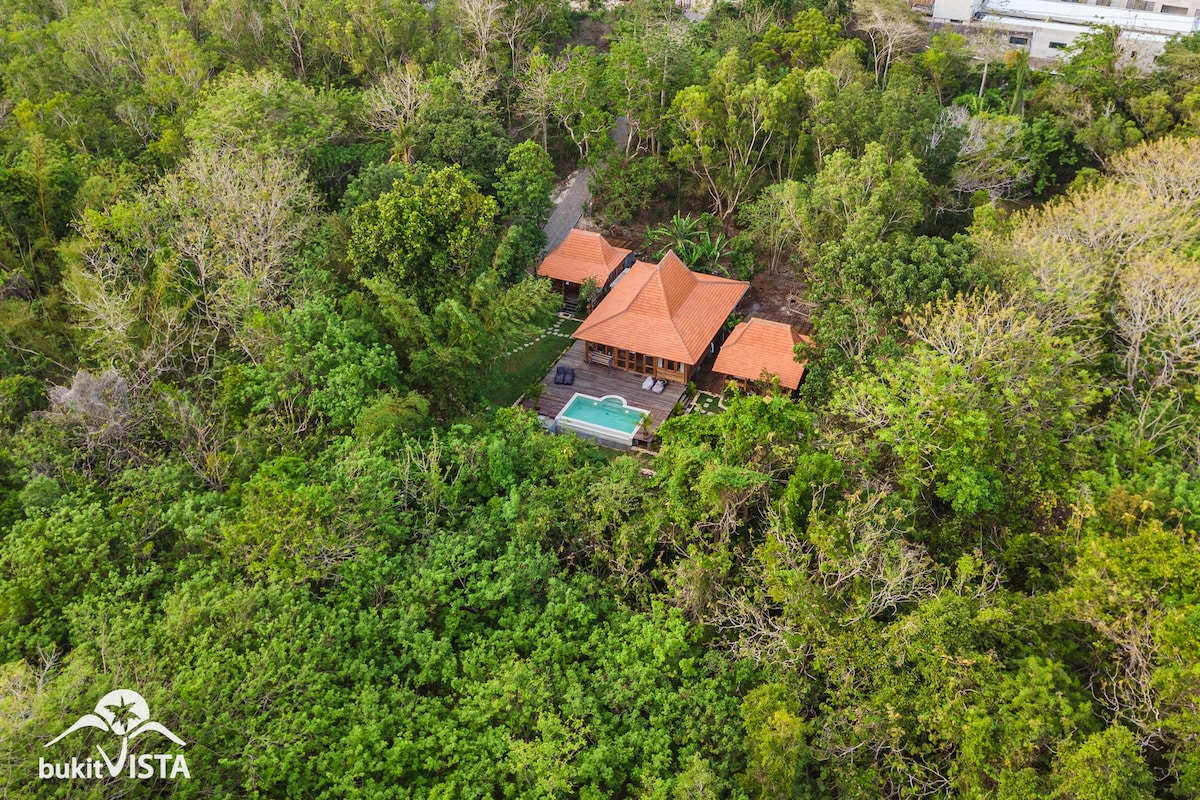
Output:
[[559, 394, 646, 435]]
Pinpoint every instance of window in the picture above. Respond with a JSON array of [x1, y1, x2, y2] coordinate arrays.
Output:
[[1048, 41, 1068, 49], [1160, 3, 1186, 12], [1127, 0, 1152, 9], [1008, 35, 1029, 44]]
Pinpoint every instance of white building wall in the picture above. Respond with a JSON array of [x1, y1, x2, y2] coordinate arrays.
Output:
[[932, 0, 978, 22], [934, 0, 1200, 61]]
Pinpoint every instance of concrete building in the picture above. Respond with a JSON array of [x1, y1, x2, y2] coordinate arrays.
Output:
[[930, 0, 1200, 61]]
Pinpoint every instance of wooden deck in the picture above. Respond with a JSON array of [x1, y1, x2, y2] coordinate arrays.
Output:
[[525, 340, 686, 444]]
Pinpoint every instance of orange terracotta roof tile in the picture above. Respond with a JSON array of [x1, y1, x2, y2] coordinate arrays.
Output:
[[573, 250, 749, 365], [713, 318, 808, 390], [536, 229, 631, 286]]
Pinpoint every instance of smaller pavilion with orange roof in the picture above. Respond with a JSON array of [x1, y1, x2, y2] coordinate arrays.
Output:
[[712, 318, 810, 392], [536, 229, 634, 309]]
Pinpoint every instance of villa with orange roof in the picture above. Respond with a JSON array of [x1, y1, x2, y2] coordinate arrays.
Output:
[[573, 251, 749, 384], [712, 318, 810, 392], [536, 229, 634, 309]]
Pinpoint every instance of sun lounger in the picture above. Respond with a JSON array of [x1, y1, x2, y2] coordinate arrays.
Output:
[[641, 375, 655, 390], [564, 368, 575, 386], [554, 366, 566, 384], [652, 379, 666, 394]]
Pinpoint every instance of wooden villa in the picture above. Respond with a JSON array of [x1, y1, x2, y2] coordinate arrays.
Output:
[[572, 250, 749, 385], [712, 318, 809, 392], [537, 229, 634, 313]]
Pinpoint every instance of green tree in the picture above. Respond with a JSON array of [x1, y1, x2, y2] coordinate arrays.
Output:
[[184, 70, 346, 164], [589, 155, 669, 227], [547, 46, 614, 163], [348, 166, 499, 312], [321, 0, 434, 80], [494, 140, 554, 228], [804, 234, 985, 386], [1052, 727, 1155, 800], [604, 22, 701, 157], [229, 298, 400, 438], [916, 29, 970, 104], [773, 142, 928, 263], [749, 10, 844, 71], [829, 290, 1097, 522], [801, 56, 879, 168], [365, 271, 557, 411], [670, 50, 800, 219], [0, 133, 82, 288], [492, 140, 553, 280], [1053, 520, 1200, 781], [411, 105, 513, 192]]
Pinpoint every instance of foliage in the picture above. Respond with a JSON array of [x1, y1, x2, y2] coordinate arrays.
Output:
[[229, 298, 401, 436], [828, 290, 1098, 522], [647, 212, 734, 275], [670, 49, 800, 219], [184, 70, 347, 164], [750, 10, 844, 71], [803, 233, 987, 395], [411, 104, 513, 192], [492, 141, 555, 281], [589, 155, 670, 227], [1, 3, 1200, 798], [348, 166, 499, 312]]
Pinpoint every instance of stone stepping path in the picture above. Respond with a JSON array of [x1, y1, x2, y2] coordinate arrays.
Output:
[[692, 392, 724, 414], [502, 318, 575, 357]]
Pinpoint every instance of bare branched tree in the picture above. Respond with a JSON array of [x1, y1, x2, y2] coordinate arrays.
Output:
[[160, 392, 240, 489], [853, 0, 928, 87], [362, 61, 429, 135], [455, 0, 504, 63], [1115, 254, 1200, 393], [517, 50, 554, 150], [971, 23, 1010, 98], [158, 148, 317, 357], [449, 57, 498, 107], [946, 108, 1034, 205]]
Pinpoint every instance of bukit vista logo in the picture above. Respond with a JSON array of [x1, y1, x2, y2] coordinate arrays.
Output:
[[41, 689, 190, 780]]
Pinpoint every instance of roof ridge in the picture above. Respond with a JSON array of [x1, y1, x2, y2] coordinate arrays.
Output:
[[574, 254, 748, 364]]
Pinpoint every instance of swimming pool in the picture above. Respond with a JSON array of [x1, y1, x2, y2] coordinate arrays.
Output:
[[555, 393, 649, 447]]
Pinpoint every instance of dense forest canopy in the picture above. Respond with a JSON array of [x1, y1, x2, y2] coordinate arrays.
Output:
[[1, 0, 1199, 796]]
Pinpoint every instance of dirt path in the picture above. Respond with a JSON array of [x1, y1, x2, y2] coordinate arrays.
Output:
[[542, 117, 631, 253], [543, 167, 593, 253]]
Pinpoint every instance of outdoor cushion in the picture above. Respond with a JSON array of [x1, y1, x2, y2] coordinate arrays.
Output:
[[652, 380, 666, 394], [564, 369, 575, 386], [641, 376, 655, 390]]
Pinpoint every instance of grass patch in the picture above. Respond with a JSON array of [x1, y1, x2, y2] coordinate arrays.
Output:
[[694, 391, 724, 415], [483, 318, 581, 407]]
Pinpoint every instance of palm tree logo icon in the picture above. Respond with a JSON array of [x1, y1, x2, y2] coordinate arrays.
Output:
[[45, 689, 186, 776]]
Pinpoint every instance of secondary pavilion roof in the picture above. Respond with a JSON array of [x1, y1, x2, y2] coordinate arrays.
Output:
[[573, 250, 749, 366], [536, 229, 632, 286], [712, 318, 809, 390]]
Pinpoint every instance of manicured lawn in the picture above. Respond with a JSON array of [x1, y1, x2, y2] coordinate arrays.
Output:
[[483, 318, 581, 407]]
